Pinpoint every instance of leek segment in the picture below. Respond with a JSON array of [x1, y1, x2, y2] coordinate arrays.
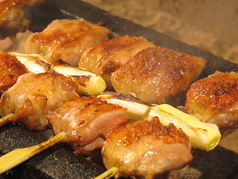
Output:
[[147, 104, 221, 151], [98, 94, 151, 123], [9, 52, 50, 73], [52, 65, 106, 96]]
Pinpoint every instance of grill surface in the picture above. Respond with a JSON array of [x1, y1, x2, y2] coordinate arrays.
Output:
[[1, 0, 238, 178]]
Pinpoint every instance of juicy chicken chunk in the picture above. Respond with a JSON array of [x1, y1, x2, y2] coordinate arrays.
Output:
[[78, 36, 156, 90], [0, 0, 44, 39], [111, 46, 207, 105], [102, 118, 193, 178], [47, 96, 130, 155], [0, 51, 27, 93], [25, 19, 111, 66], [0, 72, 79, 130], [186, 71, 238, 130]]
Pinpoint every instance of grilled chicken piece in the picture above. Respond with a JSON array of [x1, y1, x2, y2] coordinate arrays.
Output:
[[47, 96, 130, 155], [0, 51, 27, 93], [111, 46, 207, 105], [102, 118, 193, 178], [0, 0, 44, 39], [79, 36, 156, 90], [186, 71, 238, 130], [0, 72, 79, 131], [25, 19, 111, 66]]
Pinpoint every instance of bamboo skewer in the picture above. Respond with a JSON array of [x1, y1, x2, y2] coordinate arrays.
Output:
[[0, 132, 65, 174], [0, 113, 14, 127], [94, 167, 118, 179]]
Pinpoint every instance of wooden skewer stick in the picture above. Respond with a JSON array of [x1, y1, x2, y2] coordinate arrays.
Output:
[[0, 113, 15, 127], [94, 167, 119, 179], [0, 132, 66, 174]]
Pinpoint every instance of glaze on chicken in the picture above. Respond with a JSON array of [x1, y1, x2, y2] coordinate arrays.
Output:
[[186, 71, 238, 130], [0, 0, 45, 39], [111, 46, 207, 105], [0, 71, 79, 130], [0, 51, 27, 93], [102, 118, 193, 178], [47, 96, 130, 155], [25, 19, 111, 66], [79, 36, 156, 90]]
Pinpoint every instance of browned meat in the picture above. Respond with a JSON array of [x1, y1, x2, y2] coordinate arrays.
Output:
[[0, 37, 13, 51], [25, 19, 111, 66], [102, 118, 193, 178], [0, 71, 79, 131], [0, 51, 27, 93], [78, 36, 156, 90], [186, 71, 238, 130], [0, 0, 45, 39], [47, 96, 130, 155], [111, 46, 207, 105]]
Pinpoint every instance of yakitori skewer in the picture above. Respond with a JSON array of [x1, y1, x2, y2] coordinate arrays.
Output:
[[0, 95, 130, 174], [0, 52, 108, 128], [10, 52, 107, 96], [45, 94, 221, 178]]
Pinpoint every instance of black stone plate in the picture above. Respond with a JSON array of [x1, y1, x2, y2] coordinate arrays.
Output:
[[1, 0, 238, 178]]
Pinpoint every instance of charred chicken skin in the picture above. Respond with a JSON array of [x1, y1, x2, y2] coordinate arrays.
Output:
[[102, 117, 193, 178], [0, 71, 79, 131], [0, 0, 45, 39], [111, 46, 207, 105], [47, 96, 130, 155], [25, 19, 111, 66], [79, 36, 156, 90], [186, 71, 238, 130], [0, 51, 27, 93]]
